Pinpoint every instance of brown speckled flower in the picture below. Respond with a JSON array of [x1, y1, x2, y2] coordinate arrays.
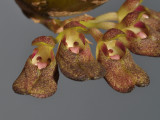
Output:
[[96, 28, 149, 93], [12, 36, 59, 98], [118, 11, 160, 57], [56, 21, 106, 81]]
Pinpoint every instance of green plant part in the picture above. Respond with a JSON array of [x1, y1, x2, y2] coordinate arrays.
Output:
[[12, 36, 59, 98], [15, 0, 109, 17], [56, 22, 106, 81], [96, 28, 149, 93], [118, 11, 160, 57]]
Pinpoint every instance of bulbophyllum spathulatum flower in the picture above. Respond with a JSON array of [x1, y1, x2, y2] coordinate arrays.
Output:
[[117, 11, 160, 56], [12, 36, 59, 98], [96, 28, 149, 93], [12, 0, 160, 98], [56, 21, 106, 81]]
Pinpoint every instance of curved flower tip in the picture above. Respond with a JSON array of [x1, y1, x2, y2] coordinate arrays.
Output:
[[96, 29, 149, 93], [56, 28, 106, 81], [119, 11, 160, 57], [12, 36, 59, 98], [118, 0, 143, 22], [32, 36, 56, 47]]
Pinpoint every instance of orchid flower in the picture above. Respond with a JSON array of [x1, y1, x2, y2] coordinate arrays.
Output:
[[13, 36, 59, 98], [96, 28, 149, 92]]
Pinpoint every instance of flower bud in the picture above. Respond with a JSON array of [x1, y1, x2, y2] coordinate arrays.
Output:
[[13, 36, 59, 98]]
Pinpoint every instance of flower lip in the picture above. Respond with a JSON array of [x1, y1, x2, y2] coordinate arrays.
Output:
[[69, 47, 80, 54]]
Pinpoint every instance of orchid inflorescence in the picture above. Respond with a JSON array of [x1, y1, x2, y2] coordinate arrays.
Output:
[[13, 0, 160, 98]]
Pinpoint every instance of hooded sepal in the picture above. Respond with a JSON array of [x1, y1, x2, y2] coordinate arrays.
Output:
[[117, 0, 143, 22]]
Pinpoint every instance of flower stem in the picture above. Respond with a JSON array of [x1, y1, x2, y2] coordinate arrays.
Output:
[[88, 28, 103, 43], [92, 12, 118, 23], [80, 21, 116, 30], [80, 12, 118, 30]]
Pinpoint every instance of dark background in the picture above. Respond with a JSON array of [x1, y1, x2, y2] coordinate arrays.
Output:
[[0, 0, 160, 119]]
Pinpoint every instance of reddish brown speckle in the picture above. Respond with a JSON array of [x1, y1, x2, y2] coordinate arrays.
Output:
[[116, 41, 126, 52], [32, 36, 55, 47], [134, 21, 146, 28], [101, 43, 108, 56], [103, 28, 125, 40], [50, 50, 54, 60], [123, 0, 141, 11], [64, 21, 86, 29], [36, 56, 42, 61], [47, 58, 51, 64], [108, 49, 113, 53], [74, 42, 79, 46], [126, 30, 137, 38], [31, 48, 38, 59], [135, 5, 145, 12], [79, 33, 86, 45], [62, 36, 67, 46], [122, 12, 140, 27]]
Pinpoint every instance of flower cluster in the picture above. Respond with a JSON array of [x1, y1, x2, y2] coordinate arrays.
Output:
[[13, 0, 160, 98]]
